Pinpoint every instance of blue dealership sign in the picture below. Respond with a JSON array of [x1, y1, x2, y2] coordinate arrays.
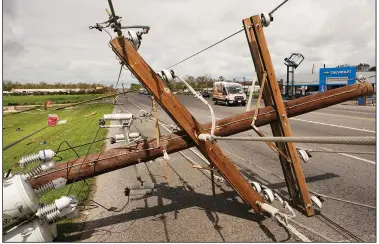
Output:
[[319, 66, 356, 92]]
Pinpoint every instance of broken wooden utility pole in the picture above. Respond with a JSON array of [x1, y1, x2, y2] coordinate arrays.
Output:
[[29, 82, 373, 190], [243, 16, 314, 216], [109, 36, 267, 213]]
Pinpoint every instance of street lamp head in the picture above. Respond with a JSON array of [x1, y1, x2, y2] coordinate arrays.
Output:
[[284, 53, 305, 69]]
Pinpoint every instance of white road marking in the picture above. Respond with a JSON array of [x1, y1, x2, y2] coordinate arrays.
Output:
[[340, 153, 376, 164], [337, 233, 376, 242], [290, 118, 375, 133], [312, 112, 375, 121], [319, 147, 375, 165]]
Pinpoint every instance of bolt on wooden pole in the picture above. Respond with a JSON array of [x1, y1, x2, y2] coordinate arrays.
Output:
[[243, 15, 314, 216]]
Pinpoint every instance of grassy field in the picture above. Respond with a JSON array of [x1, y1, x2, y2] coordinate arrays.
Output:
[[3, 94, 102, 106], [3, 103, 113, 209]]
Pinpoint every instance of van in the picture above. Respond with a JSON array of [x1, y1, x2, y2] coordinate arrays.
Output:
[[212, 82, 246, 106], [139, 88, 146, 95]]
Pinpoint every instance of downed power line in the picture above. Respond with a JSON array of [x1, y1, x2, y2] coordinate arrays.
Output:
[[28, 82, 373, 189]]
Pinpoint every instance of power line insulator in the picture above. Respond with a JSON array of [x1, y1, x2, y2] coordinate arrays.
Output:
[[127, 30, 141, 50], [260, 12, 271, 27], [161, 70, 175, 83]]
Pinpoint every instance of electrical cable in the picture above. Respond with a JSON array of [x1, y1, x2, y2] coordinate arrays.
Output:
[[286, 217, 335, 242], [3, 106, 42, 117], [55, 141, 81, 158], [317, 212, 365, 242], [67, 127, 102, 195], [135, 108, 217, 190], [33, 95, 367, 241], [54, 137, 111, 154], [224, 148, 376, 209], [309, 190, 375, 209], [86, 197, 130, 213], [76, 178, 130, 213], [54, 155, 63, 162], [8, 102, 78, 152], [114, 63, 124, 89], [3, 126, 49, 151], [299, 148, 375, 155], [269, 0, 290, 15], [4, 103, 86, 160], [135, 99, 319, 241], [52, 140, 88, 203], [103, 28, 113, 41], [113, 98, 149, 142], [223, 148, 365, 242], [76, 179, 90, 205], [125, 96, 175, 130], [166, 28, 244, 69], [274, 213, 312, 242], [196, 87, 366, 132]]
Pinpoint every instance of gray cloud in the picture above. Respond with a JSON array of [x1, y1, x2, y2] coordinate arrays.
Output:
[[3, 0, 376, 86], [3, 0, 16, 16]]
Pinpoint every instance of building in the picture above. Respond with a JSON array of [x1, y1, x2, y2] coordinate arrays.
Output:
[[11, 88, 82, 94], [3, 91, 13, 95], [283, 66, 376, 94]]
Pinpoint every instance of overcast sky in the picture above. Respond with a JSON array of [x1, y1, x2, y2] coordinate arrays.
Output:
[[3, 0, 376, 86]]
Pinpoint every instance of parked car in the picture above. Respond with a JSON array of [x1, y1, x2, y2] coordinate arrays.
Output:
[[200, 91, 210, 98]]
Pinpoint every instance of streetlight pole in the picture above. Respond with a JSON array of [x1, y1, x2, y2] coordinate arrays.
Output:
[[284, 53, 304, 99], [243, 76, 246, 93]]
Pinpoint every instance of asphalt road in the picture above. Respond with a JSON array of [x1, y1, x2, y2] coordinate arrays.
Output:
[[64, 93, 376, 242]]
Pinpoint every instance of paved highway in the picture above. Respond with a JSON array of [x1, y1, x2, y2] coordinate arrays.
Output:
[[62, 93, 376, 242]]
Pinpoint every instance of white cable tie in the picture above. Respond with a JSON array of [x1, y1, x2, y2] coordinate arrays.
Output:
[[198, 133, 213, 141], [260, 203, 279, 217], [163, 150, 170, 161]]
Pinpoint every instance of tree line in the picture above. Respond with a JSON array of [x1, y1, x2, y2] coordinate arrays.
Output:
[[336, 63, 376, 72], [129, 74, 254, 92], [2, 80, 116, 94]]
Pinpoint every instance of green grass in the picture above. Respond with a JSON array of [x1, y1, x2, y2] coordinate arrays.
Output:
[[4, 94, 102, 106], [3, 103, 113, 208]]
